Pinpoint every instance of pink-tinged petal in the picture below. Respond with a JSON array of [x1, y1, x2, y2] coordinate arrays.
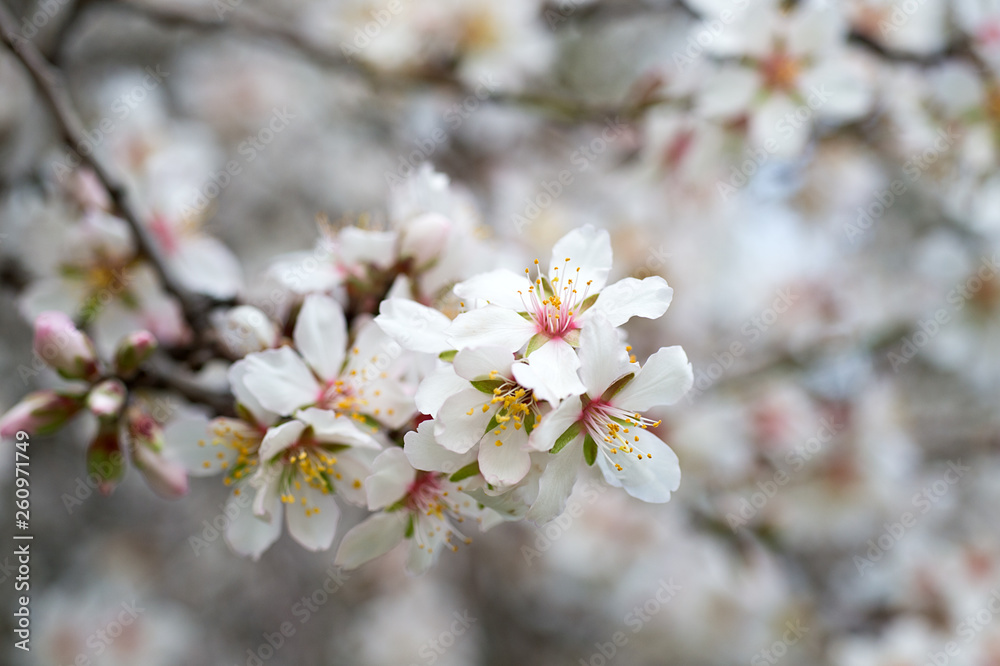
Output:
[[294, 294, 347, 382], [521, 338, 586, 401], [365, 448, 416, 510], [415, 365, 467, 417], [375, 299, 453, 354], [527, 395, 583, 453], [225, 484, 282, 561], [286, 483, 341, 552], [258, 420, 307, 461], [750, 94, 810, 158], [295, 408, 381, 449], [526, 439, 582, 524], [404, 421, 477, 475], [578, 319, 631, 399], [478, 427, 531, 487], [697, 66, 762, 118], [436, 388, 496, 454], [33, 311, 100, 382], [335, 511, 409, 569], [132, 444, 189, 499], [453, 346, 515, 381], [453, 269, 534, 310], [613, 346, 694, 412], [228, 359, 280, 427], [447, 306, 536, 352], [242, 347, 320, 416], [588, 276, 673, 327], [596, 428, 680, 503], [549, 225, 613, 292]]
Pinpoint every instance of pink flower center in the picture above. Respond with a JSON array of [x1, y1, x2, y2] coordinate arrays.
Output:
[[519, 257, 594, 340]]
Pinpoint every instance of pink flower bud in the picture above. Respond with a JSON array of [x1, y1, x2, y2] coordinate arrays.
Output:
[[33, 311, 100, 382], [87, 420, 126, 496], [0, 391, 84, 437], [213, 306, 279, 357], [126, 407, 166, 452], [86, 379, 127, 419], [132, 442, 189, 499], [113, 330, 158, 377]]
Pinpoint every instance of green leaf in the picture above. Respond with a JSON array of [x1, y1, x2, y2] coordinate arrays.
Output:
[[525, 333, 549, 357], [449, 461, 481, 482], [583, 435, 598, 466], [438, 349, 457, 362], [404, 514, 415, 538], [523, 411, 536, 436], [578, 292, 599, 313], [601, 373, 635, 402], [483, 413, 500, 436], [550, 422, 582, 454], [471, 379, 505, 394]]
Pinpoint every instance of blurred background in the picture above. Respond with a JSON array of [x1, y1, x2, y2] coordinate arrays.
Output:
[[2, 0, 1000, 664]]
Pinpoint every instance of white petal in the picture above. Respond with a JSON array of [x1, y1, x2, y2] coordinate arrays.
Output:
[[549, 225, 613, 292], [331, 450, 374, 506], [447, 306, 537, 351], [526, 440, 582, 524], [510, 362, 560, 406], [750, 95, 810, 158], [478, 427, 531, 487], [342, 319, 402, 380], [522, 338, 586, 401], [578, 319, 631, 399], [167, 416, 239, 476], [614, 346, 694, 412], [258, 420, 307, 461], [375, 299, 453, 354], [697, 66, 761, 118], [171, 236, 244, 298], [294, 294, 347, 382], [588, 276, 673, 327], [338, 227, 397, 269], [415, 365, 467, 417], [295, 408, 381, 449], [357, 377, 415, 429], [406, 528, 441, 574], [404, 421, 477, 475], [528, 395, 583, 453], [365, 448, 415, 510], [798, 59, 873, 121], [597, 428, 680, 503], [286, 483, 341, 551], [453, 269, 534, 310], [242, 347, 320, 416], [228, 359, 279, 426], [453, 346, 515, 381], [224, 486, 282, 560], [335, 511, 408, 569], [436, 388, 495, 454], [786, 4, 844, 58]]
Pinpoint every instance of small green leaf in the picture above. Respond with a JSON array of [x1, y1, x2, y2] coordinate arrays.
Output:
[[483, 413, 500, 435], [449, 461, 481, 482], [601, 373, 635, 402], [550, 422, 582, 454], [525, 333, 549, 357], [578, 292, 599, 313], [404, 514, 415, 538], [471, 379, 505, 394], [583, 435, 598, 466], [438, 350, 457, 362], [523, 411, 536, 435]]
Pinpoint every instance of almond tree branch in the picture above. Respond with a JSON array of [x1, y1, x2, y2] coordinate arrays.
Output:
[[0, 0, 222, 335]]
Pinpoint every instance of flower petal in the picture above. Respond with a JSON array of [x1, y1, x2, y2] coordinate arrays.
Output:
[[526, 439, 582, 524], [294, 294, 347, 382], [613, 345, 694, 412], [258, 420, 307, 461], [295, 408, 381, 449], [453, 346, 515, 381], [286, 483, 341, 551], [478, 427, 531, 487], [404, 420, 477, 475], [375, 298, 454, 354], [335, 511, 409, 569], [242, 347, 321, 416], [415, 365, 468, 417], [436, 388, 496, 454], [453, 269, 534, 310], [228, 359, 279, 426], [521, 338, 586, 401], [578, 319, 631, 399], [588, 276, 673, 327], [224, 485, 282, 561], [365, 448, 416, 510], [447, 306, 537, 351], [596, 428, 680, 503], [549, 225, 613, 292]]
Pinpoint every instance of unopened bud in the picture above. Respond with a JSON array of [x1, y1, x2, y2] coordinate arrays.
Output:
[[213, 305, 279, 357], [86, 379, 127, 419], [126, 406, 166, 452], [0, 390, 84, 437], [113, 330, 158, 377], [132, 442, 189, 499], [87, 420, 126, 495], [33, 311, 100, 382]]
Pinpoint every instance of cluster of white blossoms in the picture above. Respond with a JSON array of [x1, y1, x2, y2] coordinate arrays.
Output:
[[0, 166, 691, 574]]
